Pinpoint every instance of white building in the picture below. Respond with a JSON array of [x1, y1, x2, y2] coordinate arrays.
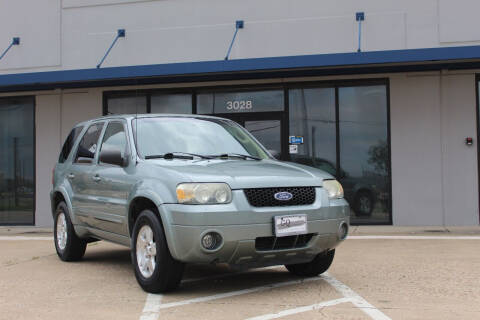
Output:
[[0, 0, 479, 227]]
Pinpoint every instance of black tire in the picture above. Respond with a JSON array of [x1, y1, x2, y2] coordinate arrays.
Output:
[[353, 190, 374, 217], [285, 249, 335, 277], [54, 201, 87, 261], [131, 209, 185, 293]]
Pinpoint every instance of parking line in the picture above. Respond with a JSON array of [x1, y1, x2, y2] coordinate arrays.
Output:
[[157, 276, 323, 310], [322, 272, 392, 320], [140, 294, 163, 320], [348, 235, 480, 240], [245, 297, 352, 320], [0, 236, 52, 241]]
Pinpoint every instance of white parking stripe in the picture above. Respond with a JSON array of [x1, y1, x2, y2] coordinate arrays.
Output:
[[139, 294, 163, 320], [0, 236, 52, 241], [322, 272, 392, 320], [348, 235, 480, 240], [245, 297, 352, 320], [157, 276, 323, 310]]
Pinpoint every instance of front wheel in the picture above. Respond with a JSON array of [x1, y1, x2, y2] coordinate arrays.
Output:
[[285, 249, 335, 277], [131, 209, 185, 293], [54, 202, 87, 261]]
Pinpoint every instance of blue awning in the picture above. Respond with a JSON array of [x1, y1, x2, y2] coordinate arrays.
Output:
[[1, 45, 480, 92]]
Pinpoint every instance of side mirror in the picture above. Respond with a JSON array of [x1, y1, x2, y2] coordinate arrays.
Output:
[[99, 147, 128, 167], [268, 149, 280, 159]]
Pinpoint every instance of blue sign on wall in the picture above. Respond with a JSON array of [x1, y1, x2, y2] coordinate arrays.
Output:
[[289, 136, 304, 144]]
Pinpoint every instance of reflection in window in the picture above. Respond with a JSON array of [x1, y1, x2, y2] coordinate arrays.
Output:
[[107, 95, 147, 115], [339, 85, 389, 224], [151, 94, 192, 114], [0, 97, 35, 225], [289, 88, 336, 176]]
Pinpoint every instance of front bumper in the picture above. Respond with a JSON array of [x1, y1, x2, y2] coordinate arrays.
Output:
[[159, 188, 349, 266]]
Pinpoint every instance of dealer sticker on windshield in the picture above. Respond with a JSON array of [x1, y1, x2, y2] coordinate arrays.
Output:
[[274, 214, 307, 237]]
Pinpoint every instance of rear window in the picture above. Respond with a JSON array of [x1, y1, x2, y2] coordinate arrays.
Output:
[[58, 126, 84, 163]]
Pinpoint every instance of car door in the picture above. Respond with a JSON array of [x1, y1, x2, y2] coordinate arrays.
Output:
[[89, 120, 134, 236], [69, 122, 105, 227]]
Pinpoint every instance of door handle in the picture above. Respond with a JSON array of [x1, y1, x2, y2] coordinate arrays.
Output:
[[92, 175, 101, 182], [67, 173, 75, 179]]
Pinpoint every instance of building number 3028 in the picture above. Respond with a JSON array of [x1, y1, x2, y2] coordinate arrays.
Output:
[[226, 100, 253, 111]]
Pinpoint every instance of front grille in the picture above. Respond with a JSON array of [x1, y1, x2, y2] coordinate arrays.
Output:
[[244, 187, 316, 207], [255, 233, 316, 251]]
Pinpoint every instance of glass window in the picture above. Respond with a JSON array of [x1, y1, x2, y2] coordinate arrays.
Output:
[[339, 85, 390, 223], [107, 95, 147, 115], [289, 88, 336, 175], [197, 90, 284, 114], [151, 94, 192, 114], [74, 123, 104, 164], [133, 117, 270, 159], [100, 122, 128, 161], [0, 97, 34, 225], [59, 126, 84, 163]]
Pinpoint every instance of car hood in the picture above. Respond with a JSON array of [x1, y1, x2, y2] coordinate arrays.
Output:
[[146, 159, 333, 189]]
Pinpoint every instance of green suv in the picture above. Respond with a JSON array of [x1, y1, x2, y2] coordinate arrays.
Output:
[[51, 115, 349, 293]]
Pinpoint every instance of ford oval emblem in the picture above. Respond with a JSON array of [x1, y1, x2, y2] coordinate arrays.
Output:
[[274, 191, 293, 201]]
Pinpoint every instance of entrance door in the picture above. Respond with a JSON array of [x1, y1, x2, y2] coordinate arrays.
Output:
[[196, 88, 286, 159], [221, 115, 284, 158]]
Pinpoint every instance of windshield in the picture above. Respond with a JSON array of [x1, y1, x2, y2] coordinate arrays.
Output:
[[132, 117, 271, 160]]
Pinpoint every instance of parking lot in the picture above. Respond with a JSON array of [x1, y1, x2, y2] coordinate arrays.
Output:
[[1, 227, 479, 320]]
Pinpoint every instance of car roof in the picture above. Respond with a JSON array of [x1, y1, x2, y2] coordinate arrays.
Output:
[[75, 114, 231, 127]]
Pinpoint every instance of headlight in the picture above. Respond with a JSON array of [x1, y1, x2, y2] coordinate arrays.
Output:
[[323, 180, 344, 199], [176, 183, 232, 204]]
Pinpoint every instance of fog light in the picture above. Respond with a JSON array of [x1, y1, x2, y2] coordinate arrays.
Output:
[[339, 222, 348, 240], [201, 232, 222, 250]]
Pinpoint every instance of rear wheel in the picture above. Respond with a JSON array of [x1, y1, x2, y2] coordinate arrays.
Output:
[[354, 190, 374, 217], [285, 249, 335, 277], [131, 209, 185, 293], [54, 201, 87, 261]]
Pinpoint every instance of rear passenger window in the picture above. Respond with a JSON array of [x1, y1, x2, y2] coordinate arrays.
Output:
[[74, 123, 104, 164], [100, 122, 128, 160], [59, 126, 84, 163]]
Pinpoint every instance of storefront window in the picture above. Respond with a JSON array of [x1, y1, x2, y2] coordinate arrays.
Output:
[[339, 86, 390, 224], [0, 97, 35, 225], [289, 88, 337, 176], [151, 93, 192, 114], [197, 90, 284, 114], [289, 84, 391, 224], [107, 95, 147, 115]]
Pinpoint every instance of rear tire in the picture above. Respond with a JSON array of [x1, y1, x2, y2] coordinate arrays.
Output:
[[285, 249, 335, 277], [353, 190, 374, 217], [131, 209, 185, 293], [54, 201, 87, 261]]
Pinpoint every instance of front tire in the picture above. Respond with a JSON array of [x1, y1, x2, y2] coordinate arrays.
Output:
[[54, 201, 87, 261], [131, 209, 185, 293], [285, 249, 335, 277]]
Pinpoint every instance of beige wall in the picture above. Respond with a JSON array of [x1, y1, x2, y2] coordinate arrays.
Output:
[[34, 89, 102, 227], [390, 71, 479, 225]]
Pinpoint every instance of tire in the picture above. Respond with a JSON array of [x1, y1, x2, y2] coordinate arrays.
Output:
[[353, 190, 374, 217], [131, 209, 185, 293], [54, 201, 87, 261], [285, 249, 335, 277]]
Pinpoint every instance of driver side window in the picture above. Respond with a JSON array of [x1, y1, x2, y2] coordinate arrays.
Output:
[[99, 121, 128, 163]]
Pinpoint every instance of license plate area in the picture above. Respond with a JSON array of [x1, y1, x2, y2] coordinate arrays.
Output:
[[273, 214, 307, 237]]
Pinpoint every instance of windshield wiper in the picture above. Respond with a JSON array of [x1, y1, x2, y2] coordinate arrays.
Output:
[[145, 152, 212, 160], [209, 153, 262, 161]]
